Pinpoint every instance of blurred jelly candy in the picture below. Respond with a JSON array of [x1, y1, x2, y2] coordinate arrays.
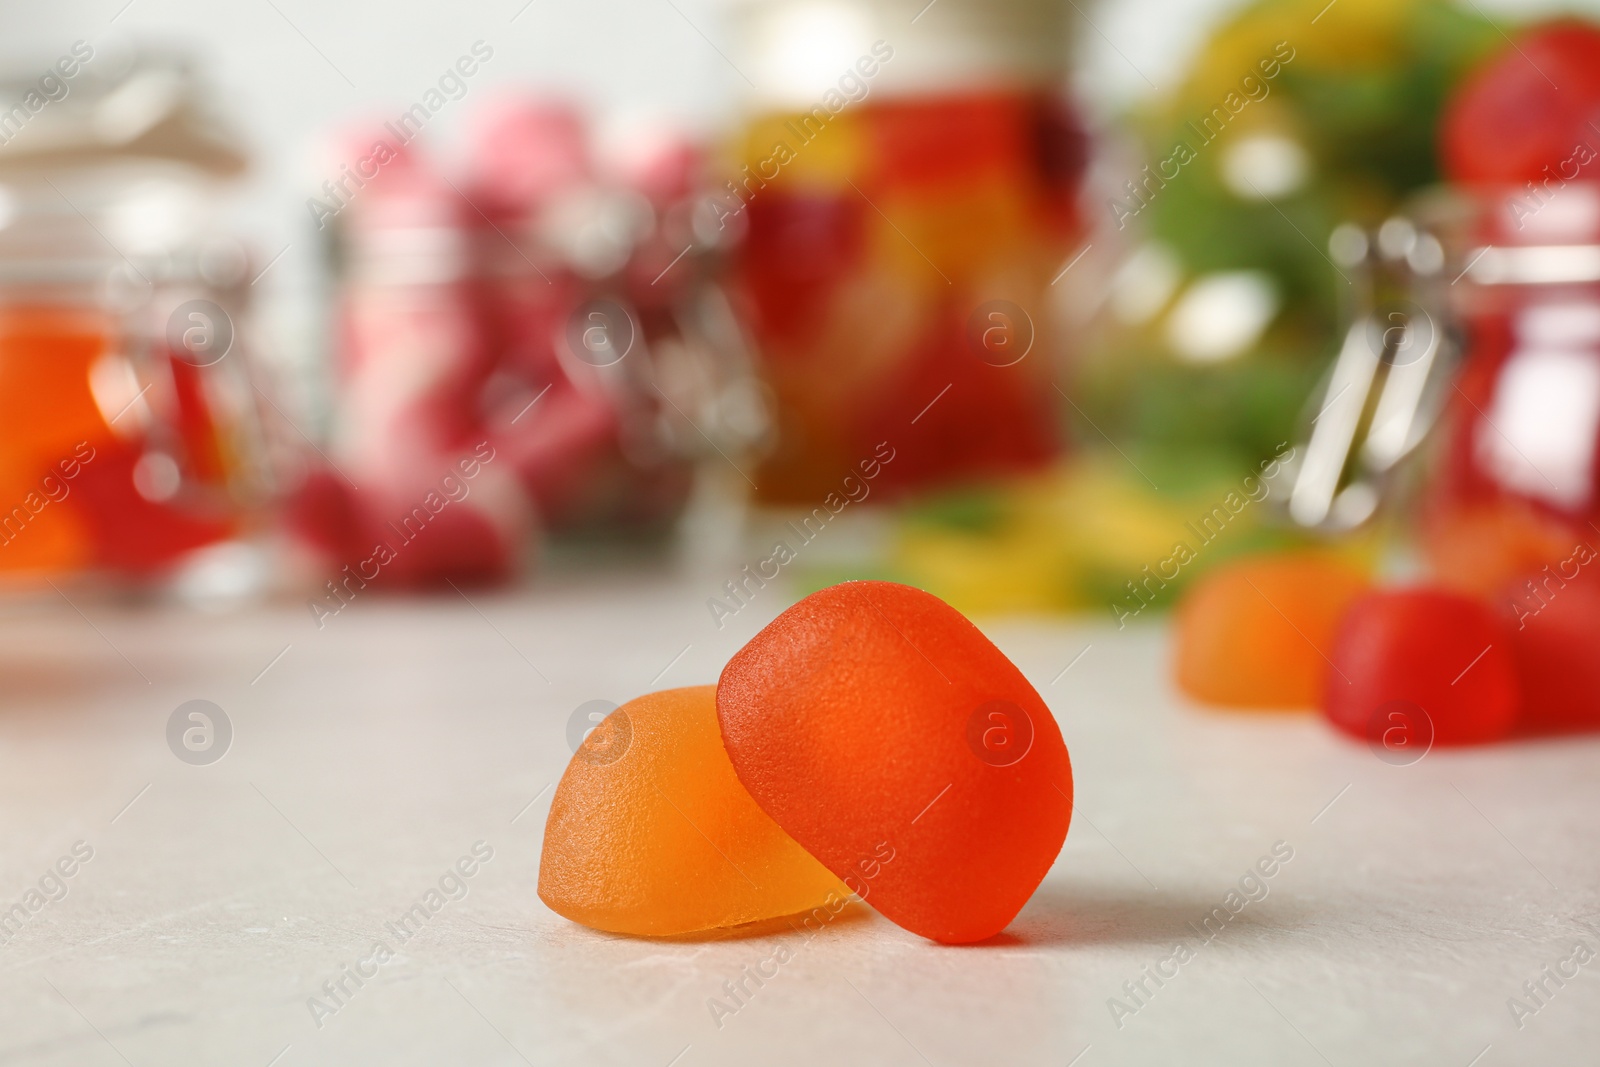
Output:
[[1174, 552, 1370, 709], [1441, 20, 1600, 184], [1502, 564, 1600, 735], [717, 581, 1072, 944], [1422, 500, 1579, 600], [1323, 588, 1518, 747], [539, 686, 845, 937], [286, 468, 525, 592]]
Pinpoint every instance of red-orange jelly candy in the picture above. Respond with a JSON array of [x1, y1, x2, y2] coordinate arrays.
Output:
[[717, 581, 1072, 944]]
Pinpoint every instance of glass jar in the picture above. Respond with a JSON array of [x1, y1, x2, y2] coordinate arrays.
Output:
[[293, 103, 771, 585], [724, 0, 1087, 503], [0, 51, 265, 583]]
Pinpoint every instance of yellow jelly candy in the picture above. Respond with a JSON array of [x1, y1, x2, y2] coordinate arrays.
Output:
[[538, 686, 846, 936]]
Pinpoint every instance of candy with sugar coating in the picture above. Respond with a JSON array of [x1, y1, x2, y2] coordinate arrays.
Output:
[[717, 581, 1072, 944], [539, 686, 845, 936]]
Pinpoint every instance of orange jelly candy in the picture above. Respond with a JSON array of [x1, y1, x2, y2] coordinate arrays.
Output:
[[538, 686, 845, 936], [717, 581, 1072, 944], [1173, 552, 1370, 709]]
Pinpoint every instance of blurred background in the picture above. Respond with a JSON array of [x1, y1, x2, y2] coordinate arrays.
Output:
[[3, 0, 1599, 633], [11, 6, 1600, 1060]]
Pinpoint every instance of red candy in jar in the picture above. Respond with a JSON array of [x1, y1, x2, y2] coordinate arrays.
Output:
[[1424, 22, 1600, 595], [290, 127, 530, 589], [724, 0, 1088, 503]]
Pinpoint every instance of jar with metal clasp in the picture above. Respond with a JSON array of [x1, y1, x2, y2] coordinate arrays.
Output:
[[1280, 183, 1600, 597], [0, 49, 269, 588]]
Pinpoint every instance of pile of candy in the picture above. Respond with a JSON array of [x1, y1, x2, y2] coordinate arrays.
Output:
[[1174, 550, 1600, 745], [288, 99, 766, 588], [1174, 20, 1600, 746], [539, 581, 1073, 943], [734, 89, 1086, 504]]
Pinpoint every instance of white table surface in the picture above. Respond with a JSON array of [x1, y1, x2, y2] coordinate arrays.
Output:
[[0, 563, 1596, 1067]]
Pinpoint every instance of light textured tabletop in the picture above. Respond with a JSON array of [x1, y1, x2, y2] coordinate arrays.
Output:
[[0, 565, 1596, 1067]]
